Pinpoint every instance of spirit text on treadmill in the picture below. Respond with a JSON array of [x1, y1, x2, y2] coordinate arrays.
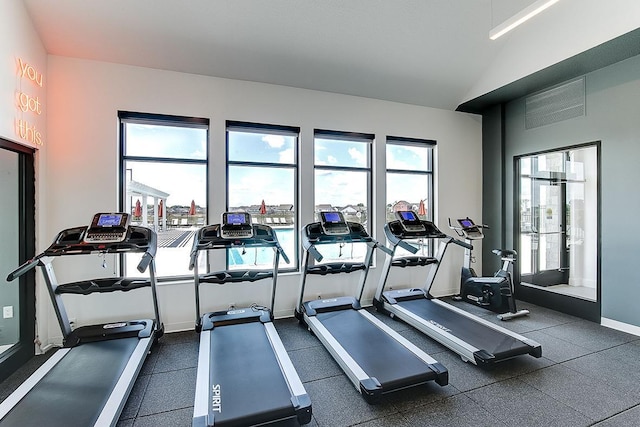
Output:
[[212, 384, 222, 412], [428, 319, 451, 333]]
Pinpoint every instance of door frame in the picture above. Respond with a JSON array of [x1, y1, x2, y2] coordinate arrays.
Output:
[[513, 141, 601, 322], [521, 175, 570, 287], [0, 138, 36, 382]]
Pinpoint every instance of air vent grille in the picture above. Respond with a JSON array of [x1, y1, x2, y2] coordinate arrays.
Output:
[[525, 77, 585, 129]]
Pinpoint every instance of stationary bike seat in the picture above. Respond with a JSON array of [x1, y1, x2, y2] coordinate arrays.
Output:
[[492, 249, 517, 258]]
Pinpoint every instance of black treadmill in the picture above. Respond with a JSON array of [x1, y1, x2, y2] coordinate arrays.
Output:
[[0, 212, 163, 427], [373, 210, 541, 367], [190, 212, 311, 427], [295, 212, 448, 403]]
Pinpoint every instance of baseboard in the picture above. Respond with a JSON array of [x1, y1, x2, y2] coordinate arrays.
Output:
[[601, 317, 640, 337]]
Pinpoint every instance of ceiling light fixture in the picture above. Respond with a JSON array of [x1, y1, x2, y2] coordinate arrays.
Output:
[[489, 0, 560, 40]]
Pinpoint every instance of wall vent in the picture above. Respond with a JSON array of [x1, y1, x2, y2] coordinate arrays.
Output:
[[525, 77, 585, 129]]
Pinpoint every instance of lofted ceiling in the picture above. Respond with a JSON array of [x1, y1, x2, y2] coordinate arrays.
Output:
[[23, 0, 554, 111]]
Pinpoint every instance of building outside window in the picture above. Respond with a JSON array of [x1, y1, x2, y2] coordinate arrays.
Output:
[[386, 136, 435, 257], [226, 121, 299, 271], [314, 130, 373, 263], [119, 111, 209, 279]]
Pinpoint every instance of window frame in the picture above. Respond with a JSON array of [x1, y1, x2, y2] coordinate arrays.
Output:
[[385, 135, 436, 255], [225, 120, 300, 273], [118, 111, 210, 281], [312, 129, 374, 264]]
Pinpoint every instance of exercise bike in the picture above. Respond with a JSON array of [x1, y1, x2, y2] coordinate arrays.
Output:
[[449, 217, 529, 321]]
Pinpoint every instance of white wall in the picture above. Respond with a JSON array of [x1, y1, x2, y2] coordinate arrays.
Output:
[[41, 56, 482, 344], [463, 0, 640, 105], [0, 0, 49, 352]]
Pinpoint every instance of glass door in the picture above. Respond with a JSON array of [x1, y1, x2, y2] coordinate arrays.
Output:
[[521, 178, 569, 287], [0, 139, 35, 382], [516, 144, 599, 321]]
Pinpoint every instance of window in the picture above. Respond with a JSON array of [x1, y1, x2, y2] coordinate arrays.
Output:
[[226, 122, 299, 271], [119, 112, 209, 279], [517, 144, 599, 302], [314, 130, 373, 263], [385, 136, 435, 256]]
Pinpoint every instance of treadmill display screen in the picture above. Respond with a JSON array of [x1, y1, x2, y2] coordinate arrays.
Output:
[[320, 211, 349, 235], [321, 211, 343, 224], [84, 213, 130, 243], [91, 213, 129, 228], [458, 218, 475, 228], [395, 210, 426, 233], [223, 212, 250, 226], [399, 211, 417, 221]]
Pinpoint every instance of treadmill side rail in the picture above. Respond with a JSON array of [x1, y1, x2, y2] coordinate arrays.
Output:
[[304, 314, 383, 401], [264, 323, 312, 424], [0, 349, 70, 419], [430, 299, 542, 357], [94, 336, 154, 426], [193, 332, 212, 427]]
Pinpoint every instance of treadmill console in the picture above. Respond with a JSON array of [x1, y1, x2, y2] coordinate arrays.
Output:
[[457, 218, 484, 240], [83, 213, 130, 243], [220, 212, 254, 239], [319, 211, 350, 236], [395, 210, 426, 233]]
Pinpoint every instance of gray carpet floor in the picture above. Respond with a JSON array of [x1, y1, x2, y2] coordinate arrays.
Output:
[[2, 299, 640, 426]]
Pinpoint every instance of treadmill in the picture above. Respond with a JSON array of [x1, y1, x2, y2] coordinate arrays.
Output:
[[190, 212, 311, 427], [373, 210, 542, 367], [295, 211, 448, 403], [1, 212, 163, 427]]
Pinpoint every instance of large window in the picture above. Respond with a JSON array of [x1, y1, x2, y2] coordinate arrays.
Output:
[[314, 130, 373, 263], [386, 136, 435, 256], [517, 144, 599, 302], [119, 112, 209, 279], [226, 122, 299, 271]]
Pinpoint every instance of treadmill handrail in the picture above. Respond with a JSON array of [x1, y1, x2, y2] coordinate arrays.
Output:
[[189, 224, 287, 270], [6, 253, 44, 281]]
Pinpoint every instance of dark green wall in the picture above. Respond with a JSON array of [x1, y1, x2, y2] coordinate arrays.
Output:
[[481, 104, 505, 275], [486, 53, 640, 327]]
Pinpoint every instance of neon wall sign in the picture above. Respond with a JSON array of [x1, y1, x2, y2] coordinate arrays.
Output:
[[15, 58, 44, 146]]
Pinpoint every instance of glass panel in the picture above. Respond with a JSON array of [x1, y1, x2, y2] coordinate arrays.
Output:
[[315, 138, 369, 168], [314, 169, 369, 263], [124, 123, 207, 160], [228, 131, 295, 164], [386, 172, 432, 257], [386, 144, 431, 171], [228, 165, 295, 269], [315, 169, 368, 220], [124, 160, 207, 278], [0, 149, 20, 355], [386, 172, 432, 220], [536, 152, 564, 173], [518, 145, 598, 301]]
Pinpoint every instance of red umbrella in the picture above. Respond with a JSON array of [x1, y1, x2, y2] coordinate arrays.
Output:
[[158, 200, 164, 218], [418, 199, 426, 216], [134, 199, 142, 218], [189, 200, 196, 216], [259, 199, 267, 215]]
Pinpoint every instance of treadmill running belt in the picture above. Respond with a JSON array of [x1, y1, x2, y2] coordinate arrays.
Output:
[[0, 338, 140, 427], [400, 299, 532, 358], [316, 310, 436, 390], [208, 322, 296, 425]]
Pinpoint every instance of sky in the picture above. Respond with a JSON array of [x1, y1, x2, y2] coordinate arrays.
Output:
[[126, 124, 433, 208]]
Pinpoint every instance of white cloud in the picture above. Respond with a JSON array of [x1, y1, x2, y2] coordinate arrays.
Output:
[[279, 148, 295, 163], [348, 147, 367, 166], [327, 155, 338, 164], [262, 135, 285, 148]]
